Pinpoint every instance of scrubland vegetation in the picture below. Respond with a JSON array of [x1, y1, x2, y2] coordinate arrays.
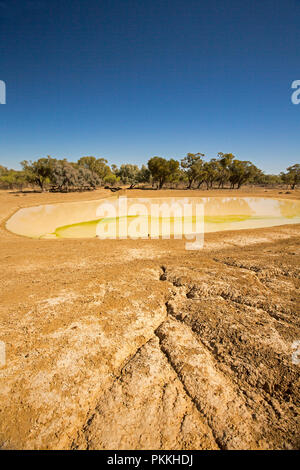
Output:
[[0, 153, 299, 192]]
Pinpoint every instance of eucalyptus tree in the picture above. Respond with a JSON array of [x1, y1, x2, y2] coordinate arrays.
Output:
[[0, 169, 27, 190], [282, 164, 300, 189], [181, 152, 205, 189], [51, 159, 78, 191], [77, 156, 111, 185], [51, 159, 99, 191], [258, 174, 282, 187], [77, 166, 100, 190], [115, 164, 140, 187], [137, 165, 151, 185], [21, 156, 55, 191], [103, 172, 120, 186], [202, 159, 220, 189], [216, 153, 235, 188], [228, 160, 260, 189], [148, 156, 180, 189], [0, 165, 7, 176]]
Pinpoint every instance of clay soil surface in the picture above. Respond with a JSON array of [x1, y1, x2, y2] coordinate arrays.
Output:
[[0, 187, 299, 450]]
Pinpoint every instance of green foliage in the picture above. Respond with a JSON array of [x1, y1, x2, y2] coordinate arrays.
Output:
[[1, 153, 298, 193], [21, 156, 55, 191], [77, 166, 100, 190], [50, 160, 77, 191], [255, 173, 282, 187], [228, 160, 260, 189], [77, 156, 111, 184], [216, 153, 235, 188], [137, 165, 151, 184], [148, 157, 180, 189], [103, 173, 120, 186], [115, 164, 140, 186], [112, 164, 151, 188], [51, 159, 100, 191], [202, 159, 221, 189], [281, 164, 300, 189], [0, 169, 27, 189], [181, 153, 205, 188], [0, 165, 7, 176]]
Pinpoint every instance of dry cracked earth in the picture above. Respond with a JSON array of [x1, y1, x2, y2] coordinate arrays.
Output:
[[0, 188, 299, 450]]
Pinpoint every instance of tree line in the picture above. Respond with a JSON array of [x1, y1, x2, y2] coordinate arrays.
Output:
[[0, 153, 299, 191]]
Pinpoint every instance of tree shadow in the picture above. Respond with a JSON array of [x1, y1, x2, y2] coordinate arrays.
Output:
[[9, 189, 42, 194]]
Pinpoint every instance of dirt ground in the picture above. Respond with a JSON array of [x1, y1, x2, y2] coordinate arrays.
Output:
[[0, 187, 299, 450]]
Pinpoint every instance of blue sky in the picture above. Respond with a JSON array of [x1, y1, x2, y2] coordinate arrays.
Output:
[[0, 0, 299, 173]]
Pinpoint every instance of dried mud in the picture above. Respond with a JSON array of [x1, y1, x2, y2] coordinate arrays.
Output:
[[0, 188, 299, 449]]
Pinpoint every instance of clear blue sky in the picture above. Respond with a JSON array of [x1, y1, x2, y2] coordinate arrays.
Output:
[[0, 0, 299, 173]]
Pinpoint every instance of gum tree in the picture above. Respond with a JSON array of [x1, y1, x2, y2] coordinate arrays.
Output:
[[51, 159, 100, 191], [216, 153, 235, 188], [77, 156, 111, 185], [21, 156, 55, 191], [148, 157, 180, 189], [282, 164, 300, 189], [181, 152, 205, 189], [0, 169, 27, 190], [202, 159, 220, 189], [228, 160, 260, 189], [115, 164, 140, 187]]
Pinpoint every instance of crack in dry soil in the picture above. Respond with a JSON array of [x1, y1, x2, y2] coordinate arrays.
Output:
[[1, 188, 299, 450], [156, 260, 299, 449], [153, 322, 223, 450]]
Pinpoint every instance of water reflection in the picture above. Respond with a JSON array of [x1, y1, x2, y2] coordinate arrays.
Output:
[[5, 196, 300, 239], [278, 199, 300, 218]]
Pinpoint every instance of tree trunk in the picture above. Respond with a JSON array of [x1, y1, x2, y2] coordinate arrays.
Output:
[[38, 180, 44, 192]]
